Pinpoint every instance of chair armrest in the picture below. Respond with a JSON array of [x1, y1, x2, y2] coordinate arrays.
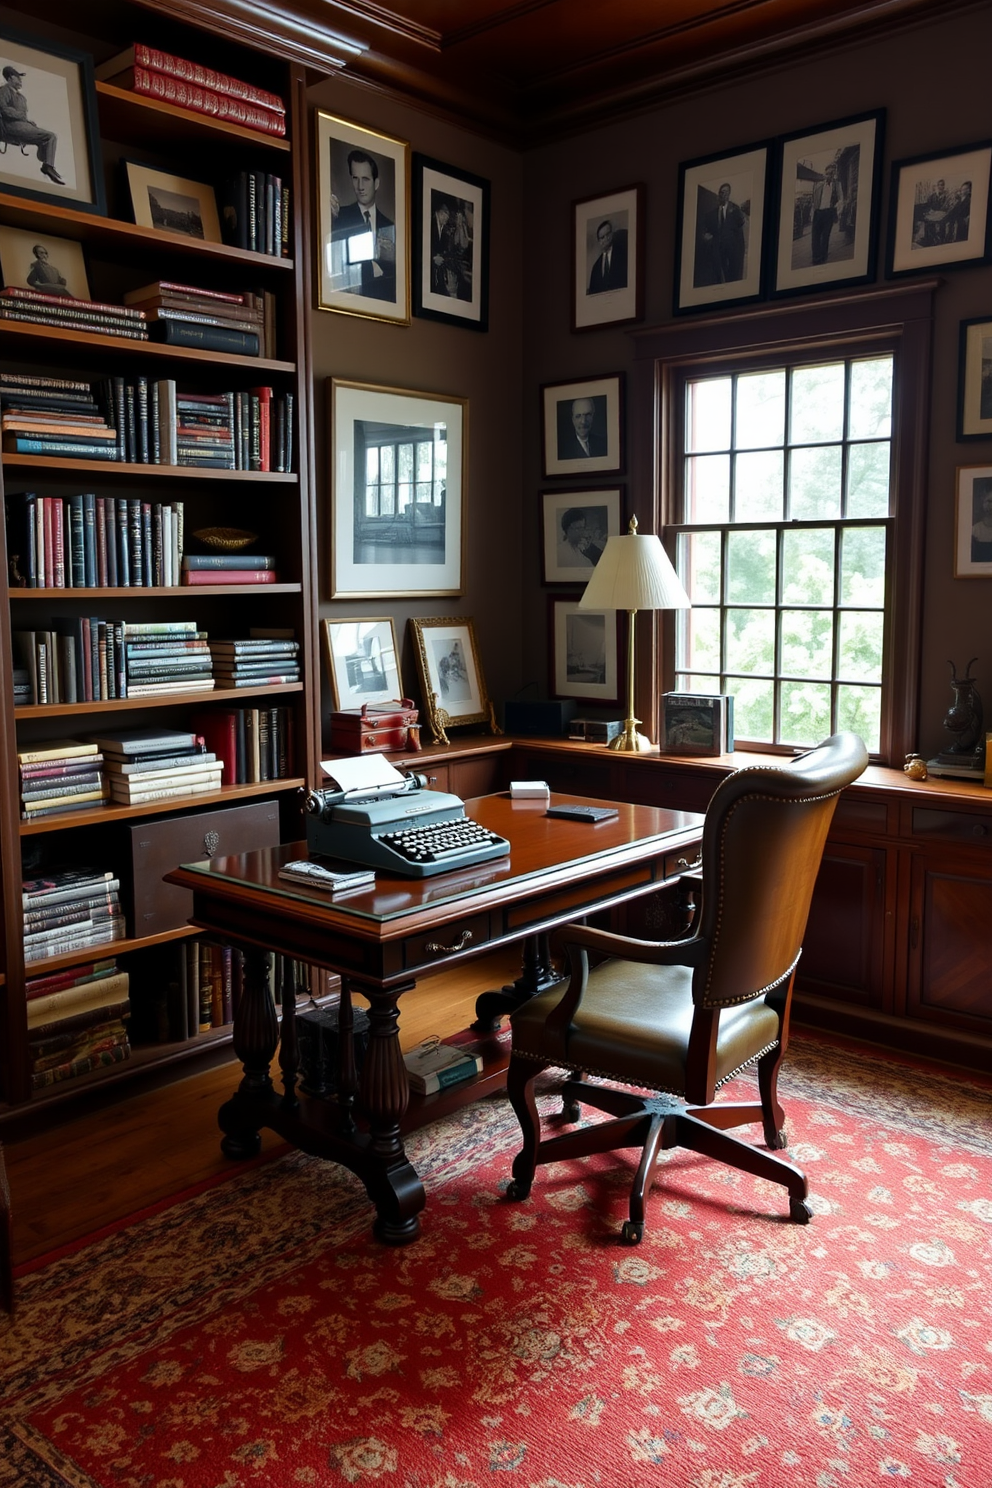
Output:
[[556, 922, 708, 968]]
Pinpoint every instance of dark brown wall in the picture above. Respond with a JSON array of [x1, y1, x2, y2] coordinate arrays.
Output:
[[520, 3, 992, 760]]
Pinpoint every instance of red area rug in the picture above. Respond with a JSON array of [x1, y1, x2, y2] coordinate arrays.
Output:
[[2, 1036, 991, 1488]]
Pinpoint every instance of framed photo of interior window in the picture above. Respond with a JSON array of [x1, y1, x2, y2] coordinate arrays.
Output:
[[413, 153, 489, 331], [548, 595, 620, 705], [409, 616, 492, 730], [573, 184, 644, 331], [321, 617, 403, 711], [329, 379, 465, 599], [542, 374, 623, 478], [674, 143, 769, 313], [541, 488, 623, 585], [315, 112, 410, 324], [0, 25, 105, 215], [887, 142, 992, 278], [772, 110, 885, 296], [954, 464, 992, 577], [958, 317, 992, 441]]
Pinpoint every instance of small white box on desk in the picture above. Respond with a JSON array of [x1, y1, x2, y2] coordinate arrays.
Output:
[[510, 780, 550, 800]]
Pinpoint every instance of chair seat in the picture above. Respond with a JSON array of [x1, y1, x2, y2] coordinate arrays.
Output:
[[511, 958, 782, 1095]]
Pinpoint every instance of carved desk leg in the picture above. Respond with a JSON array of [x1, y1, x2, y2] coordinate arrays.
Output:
[[357, 978, 425, 1245], [278, 956, 299, 1111], [219, 947, 279, 1159], [473, 932, 561, 1031]]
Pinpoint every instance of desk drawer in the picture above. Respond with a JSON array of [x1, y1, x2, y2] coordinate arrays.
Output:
[[403, 912, 491, 973], [911, 807, 992, 845]]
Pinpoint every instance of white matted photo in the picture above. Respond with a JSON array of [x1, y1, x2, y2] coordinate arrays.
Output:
[[675, 144, 768, 313], [322, 617, 403, 711], [954, 464, 992, 577], [541, 489, 622, 584], [0, 25, 104, 214], [573, 184, 643, 331], [409, 616, 491, 728], [315, 112, 409, 324], [124, 161, 221, 242], [542, 374, 623, 479], [413, 153, 489, 331], [958, 316, 992, 441], [0, 225, 89, 299], [888, 142, 992, 277], [549, 597, 620, 704]]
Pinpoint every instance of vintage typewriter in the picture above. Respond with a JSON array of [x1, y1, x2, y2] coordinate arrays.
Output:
[[304, 754, 510, 878]]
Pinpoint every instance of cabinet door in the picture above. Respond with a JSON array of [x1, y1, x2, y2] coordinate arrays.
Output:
[[797, 843, 888, 1008], [908, 849, 992, 1037]]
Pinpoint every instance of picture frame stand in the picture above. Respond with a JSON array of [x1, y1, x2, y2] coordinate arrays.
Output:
[[423, 695, 501, 747]]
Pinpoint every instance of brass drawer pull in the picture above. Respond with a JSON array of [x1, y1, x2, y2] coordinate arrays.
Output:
[[424, 930, 474, 955], [676, 855, 702, 870]]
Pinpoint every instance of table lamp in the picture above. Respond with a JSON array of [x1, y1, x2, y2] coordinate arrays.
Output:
[[579, 516, 691, 753]]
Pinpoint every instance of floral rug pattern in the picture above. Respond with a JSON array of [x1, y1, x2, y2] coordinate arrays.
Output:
[[1, 1036, 991, 1488]]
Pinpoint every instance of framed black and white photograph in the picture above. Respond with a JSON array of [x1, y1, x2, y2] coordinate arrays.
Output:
[[329, 379, 465, 599], [888, 142, 992, 277], [541, 488, 623, 585], [409, 616, 491, 729], [0, 26, 105, 215], [315, 112, 410, 325], [542, 374, 623, 479], [123, 161, 221, 242], [674, 144, 769, 313], [773, 111, 884, 296], [322, 617, 403, 711], [958, 317, 992, 441], [0, 224, 90, 299], [549, 596, 620, 705], [572, 184, 643, 331], [413, 153, 489, 331], [954, 465, 992, 578]]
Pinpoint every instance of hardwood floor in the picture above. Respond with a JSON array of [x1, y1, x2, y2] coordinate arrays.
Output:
[[5, 948, 523, 1268]]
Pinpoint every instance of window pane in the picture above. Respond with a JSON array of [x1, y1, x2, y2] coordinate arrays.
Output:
[[734, 450, 784, 521], [790, 445, 843, 519], [678, 531, 722, 604], [681, 607, 721, 673], [380, 445, 394, 483], [731, 678, 773, 742], [837, 684, 882, 753], [687, 377, 731, 452], [726, 528, 775, 604], [837, 611, 884, 683], [847, 441, 890, 517], [840, 526, 886, 606], [397, 482, 412, 511], [849, 356, 893, 439], [365, 447, 379, 482], [790, 363, 845, 444], [380, 485, 395, 516], [779, 680, 831, 747], [735, 370, 786, 450], [365, 483, 378, 517], [726, 608, 775, 673], [781, 609, 834, 679], [434, 435, 448, 482], [685, 453, 730, 522], [415, 481, 432, 505], [398, 443, 413, 481], [416, 441, 433, 482], [782, 528, 835, 606]]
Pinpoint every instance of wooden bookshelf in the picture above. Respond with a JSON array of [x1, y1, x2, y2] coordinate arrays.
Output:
[[18, 777, 306, 835]]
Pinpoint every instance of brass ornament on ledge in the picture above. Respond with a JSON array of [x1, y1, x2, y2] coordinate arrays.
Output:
[[903, 754, 928, 780]]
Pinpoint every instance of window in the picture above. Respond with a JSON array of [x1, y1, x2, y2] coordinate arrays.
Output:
[[670, 354, 893, 752]]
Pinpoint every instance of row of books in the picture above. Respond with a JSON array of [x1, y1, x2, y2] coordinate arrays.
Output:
[[182, 554, 279, 586], [25, 956, 130, 1089], [191, 702, 297, 784], [0, 286, 148, 343], [143, 942, 316, 1044], [11, 492, 185, 589], [96, 378, 291, 470], [96, 43, 287, 137], [14, 619, 217, 707], [219, 171, 290, 258], [21, 866, 126, 965], [124, 280, 275, 359], [2, 372, 118, 463]]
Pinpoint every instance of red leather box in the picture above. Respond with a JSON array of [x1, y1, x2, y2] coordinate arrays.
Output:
[[328, 700, 420, 754]]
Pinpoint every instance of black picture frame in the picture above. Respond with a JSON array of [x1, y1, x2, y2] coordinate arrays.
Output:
[[772, 110, 885, 297], [573, 183, 644, 332], [674, 142, 770, 314], [541, 373, 624, 479], [413, 153, 490, 332], [548, 594, 621, 707], [958, 316, 992, 441], [887, 141, 992, 279], [0, 25, 105, 215]]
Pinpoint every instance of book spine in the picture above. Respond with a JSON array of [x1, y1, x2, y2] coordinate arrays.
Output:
[[182, 570, 278, 585], [30, 1043, 130, 1089], [182, 554, 276, 570], [149, 320, 260, 356], [7, 438, 118, 459], [1, 287, 145, 319], [130, 48, 286, 115]]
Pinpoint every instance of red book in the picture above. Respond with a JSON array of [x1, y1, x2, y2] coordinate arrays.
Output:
[[42, 497, 54, 587], [249, 386, 272, 472], [189, 710, 239, 785], [51, 497, 65, 587], [128, 67, 286, 136], [96, 43, 286, 115], [181, 569, 277, 585]]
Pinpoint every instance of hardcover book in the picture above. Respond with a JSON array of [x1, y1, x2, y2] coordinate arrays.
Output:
[[659, 693, 734, 756]]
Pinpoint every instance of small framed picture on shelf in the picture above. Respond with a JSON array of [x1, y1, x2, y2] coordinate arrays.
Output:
[[572, 184, 644, 331], [329, 379, 466, 599], [549, 595, 620, 705], [315, 112, 410, 325], [542, 373, 623, 478], [772, 111, 884, 296], [541, 488, 623, 585], [0, 25, 105, 215], [887, 142, 992, 277], [674, 142, 769, 313], [954, 464, 992, 577], [958, 317, 992, 441], [123, 160, 222, 243], [322, 617, 403, 711], [659, 692, 733, 756], [409, 616, 492, 730], [413, 153, 490, 331], [0, 224, 90, 299]]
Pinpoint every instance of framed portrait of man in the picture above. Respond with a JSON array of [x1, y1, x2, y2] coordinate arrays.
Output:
[[888, 142, 992, 279], [0, 25, 105, 214], [572, 184, 644, 332], [413, 153, 489, 331], [674, 144, 769, 314], [315, 112, 410, 324], [541, 374, 623, 479], [954, 465, 992, 577]]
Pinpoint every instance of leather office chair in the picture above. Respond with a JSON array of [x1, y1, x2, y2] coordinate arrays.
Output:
[[505, 732, 869, 1243]]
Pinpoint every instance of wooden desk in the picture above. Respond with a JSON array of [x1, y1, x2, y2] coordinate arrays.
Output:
[[165, 792, 703, 1244]]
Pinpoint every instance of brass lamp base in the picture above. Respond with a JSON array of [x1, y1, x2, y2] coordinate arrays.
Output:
[[608, 717, 653, 752]]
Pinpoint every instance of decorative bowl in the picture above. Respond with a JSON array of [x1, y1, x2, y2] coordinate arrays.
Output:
[[193, 527, 258, 552]]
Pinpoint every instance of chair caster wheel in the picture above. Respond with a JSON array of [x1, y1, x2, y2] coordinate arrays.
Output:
[[561, 1100, 581, 1123], [789, 1198, 813, 1225], [770, 1128, 788, 1151], [621, 1220, 643, 1245], [506, 1179, 531, 1202]]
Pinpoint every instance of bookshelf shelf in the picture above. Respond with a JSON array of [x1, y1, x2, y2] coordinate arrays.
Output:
[[25, 924, 199, 978], [15, 682, 304, 721], [1, 320, 294, 371], [2, 455, 298, 481], [11, 585, 302, 599], [95, 81, 293, 154], [19, 777, 306, 836]]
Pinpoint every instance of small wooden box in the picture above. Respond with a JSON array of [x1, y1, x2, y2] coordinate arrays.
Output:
[[328, 700, 420, 754]]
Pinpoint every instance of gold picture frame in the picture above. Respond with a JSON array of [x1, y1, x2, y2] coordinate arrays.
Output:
[[408, 616, 498, 744]]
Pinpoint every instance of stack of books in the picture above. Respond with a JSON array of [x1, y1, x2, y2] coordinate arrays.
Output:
[[122, 620, 215, 698], [190, 704, 295, 783], [17, 617, 128, 705], [219, 170, 289, 257], [9, 492, 184, 588], [92, 727, 223, 806], [96, 43, 287, 137], [404, 1038, 484, 1095], [26, 957, 131, 1089], [17, 740, 108, 821], [0, 287, 148, 343], [208, 634, 300, 685], [92, 376, 291, 470], [126, 281, 265, 358], [182, 553, 278, 586], [1, 371, 120, 462], [21, 867, 126, 964]]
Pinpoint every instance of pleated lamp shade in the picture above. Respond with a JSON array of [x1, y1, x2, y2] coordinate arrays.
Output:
[[579, 518, 690, 613]]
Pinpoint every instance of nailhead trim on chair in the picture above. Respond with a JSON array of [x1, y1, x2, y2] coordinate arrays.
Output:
[[514, 1038, 781, 1097]]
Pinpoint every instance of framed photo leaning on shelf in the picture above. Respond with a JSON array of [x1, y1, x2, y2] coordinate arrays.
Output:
[[315, 112, 410, 324], [541, 488, 623, 585], [674, 143, 768, 314], [123, 160, 222, 243], [0, 25, 105, 214], [322, 617, 403, 711], [549, 595, 620, 706], [573, 184, 643, 331], [0, 224, 90, 298], [329, 379, 465, 599], [409, 616, 492, 733], [887, 141, 992, 277], [542, 373, 623, 479], [954, 464, 992, 577], [413, 153, 489, 331], [958, 317, 992, 441]]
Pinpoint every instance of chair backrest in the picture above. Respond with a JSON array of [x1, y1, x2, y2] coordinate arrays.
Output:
[[693, 732, 868, 1009]]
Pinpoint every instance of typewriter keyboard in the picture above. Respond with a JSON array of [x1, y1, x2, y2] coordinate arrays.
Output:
[[377, 816, 509, 868]]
